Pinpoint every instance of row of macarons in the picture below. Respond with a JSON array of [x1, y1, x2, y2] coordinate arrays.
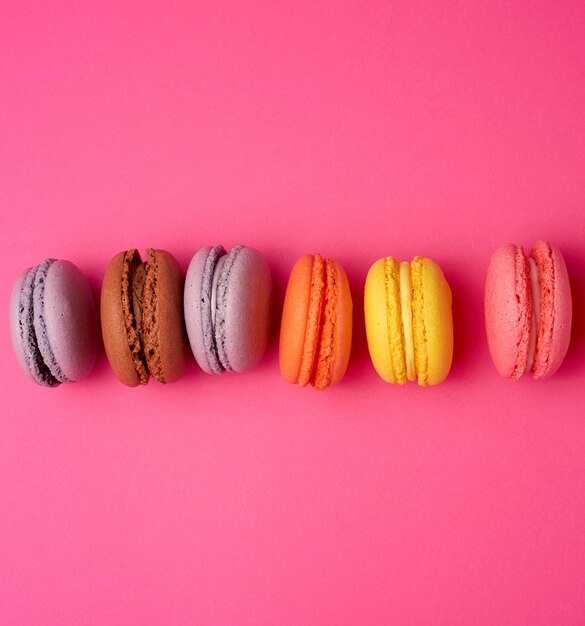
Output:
[[10, 240, 572, 389]]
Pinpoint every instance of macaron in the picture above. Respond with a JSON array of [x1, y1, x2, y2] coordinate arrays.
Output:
[[101, 248, 187, 386], [10, 259, 98, 387], [484, 241, 572, 380], [280, 254, 352, 389], [364, 256, 453, 385], [184, 245, 272, 374]]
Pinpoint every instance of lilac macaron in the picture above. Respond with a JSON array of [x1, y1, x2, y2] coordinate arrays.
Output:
[[10, 259, 98, 386], [184, 245, 272, 374]]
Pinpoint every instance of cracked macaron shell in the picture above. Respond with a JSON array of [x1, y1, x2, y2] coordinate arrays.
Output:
[[279, 254, 352, 389], [101, 248, 187, 386], [10, 259, 98, 386], [364, 256, 453, 386], [184, 245, 273, 374]]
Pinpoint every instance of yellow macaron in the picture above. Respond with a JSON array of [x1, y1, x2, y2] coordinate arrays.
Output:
[[364, 256, 453, 385]]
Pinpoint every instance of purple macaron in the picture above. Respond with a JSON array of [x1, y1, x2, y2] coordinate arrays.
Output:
[[184, 245, 272, 374], [10, 259, 98, 386]]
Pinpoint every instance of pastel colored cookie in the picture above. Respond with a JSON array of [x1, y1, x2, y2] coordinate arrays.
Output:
[[484, 241, 572, 380], [10, 258, 98, 386], [364, 256, 453, 385], [101, 248, 187, 386], [280, 254, 352, 390], [184, 245, 272, 374]]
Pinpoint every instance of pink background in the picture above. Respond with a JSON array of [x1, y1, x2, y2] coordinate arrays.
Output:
[[1, 1, 585, 624]]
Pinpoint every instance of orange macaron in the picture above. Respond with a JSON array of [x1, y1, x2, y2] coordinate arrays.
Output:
[[279, 254, 352, 389]]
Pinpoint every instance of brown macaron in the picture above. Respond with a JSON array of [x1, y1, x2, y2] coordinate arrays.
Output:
[[101, 248, 187, 386]]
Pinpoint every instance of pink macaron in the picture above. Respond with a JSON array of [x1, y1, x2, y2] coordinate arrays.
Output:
[[484, 241, 572, 380]]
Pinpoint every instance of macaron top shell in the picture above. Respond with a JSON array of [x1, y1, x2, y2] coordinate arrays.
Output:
[[184, 245, 272, 374]]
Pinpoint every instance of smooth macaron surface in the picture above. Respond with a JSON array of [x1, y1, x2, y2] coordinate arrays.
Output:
[[10, 259, 98, 386], [184, 245, 272, 374], [279, 254, 352, 390], [101, 248, 187, 386], [485, 241, 572, 380], [364, 256, 453, 386]]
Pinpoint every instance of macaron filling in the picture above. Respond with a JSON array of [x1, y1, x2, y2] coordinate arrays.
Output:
[[141, 249, 166, 383], [399, 261, 417, 382], [121, 250, 149, 384], [200, 244, 244, 374], [514, 245, 548, 378], [297, 254, 325, 387], [210, 255, 227, 329], [531, 241, 556, 379], [511, 246, 532, 380], [294, 254, 342, 389], [215, 245, 243, 372], [32, 259, 71, 384], [131, 262, 147, 337], [383, 257, 407, 384], [200, 245, 227, 374], [383, 257, 425, 384], [119, 248, 167, 385], [313, 259, 337, 390], [525, 257, 541, 373]]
